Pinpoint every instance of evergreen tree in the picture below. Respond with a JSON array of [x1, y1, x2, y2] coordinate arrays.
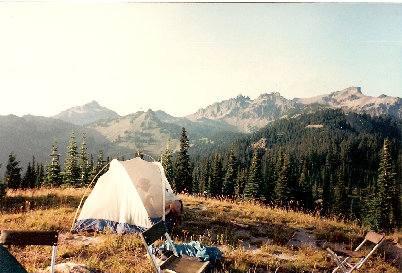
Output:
[[79, 133, 90, 187], [393, 148, 402, 229], [63, 131, 80, 186], [362, 185, 379, 229], [199, 160, 211, 195], [333, 167, 349, 217], [5, 152, 22, 189], [21, 157, 38, 189], [21, 162, 33, 189], [192, 166, 200, 194], [210, 154, 224, 196], [223, 148, 238, 198], [235, 168, 248, 200], [322, 156, 333, 215], [299, 161, 313, 211], [46, 140, 62, 187], [262, 157, 275, 203], [274, 152, 292, 205], [174, 128, 192, 193], [161, 142, 175, 189], [29, 156, 37, 189], [36, 163, 45, 188], [376, 138, 397, 231], [95, 150, 105, 176], [88, 153, 95, 182], [244, 148, 263, 200]]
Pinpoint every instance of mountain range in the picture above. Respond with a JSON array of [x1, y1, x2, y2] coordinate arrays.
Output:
[[0, 87, 400, 173]]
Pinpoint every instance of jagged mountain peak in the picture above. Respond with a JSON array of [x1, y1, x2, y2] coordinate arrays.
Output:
[[52, 101, 120, 126], [295, 87, 401, 118], [187, 91, 298, 132]]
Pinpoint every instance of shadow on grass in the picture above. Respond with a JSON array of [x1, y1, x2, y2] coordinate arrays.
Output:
[[2, 194, 85, 213], [174, 206, 295, 247]]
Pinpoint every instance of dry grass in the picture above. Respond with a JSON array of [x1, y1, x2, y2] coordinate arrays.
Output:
[[0, 188, 399, 272]]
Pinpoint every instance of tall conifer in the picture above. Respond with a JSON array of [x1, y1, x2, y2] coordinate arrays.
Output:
[[334, 167, 349, 217], [210, 154, 224, 196], [64, 131, 80, 186], [174, 128, 192, 193], [223, 148, 238, 198], [299, 161, 313, 210], [161, 142, 175, 190], [22, 162, 33, 189], [95, 150, 105, 176], [79, 133, 90, 186], [46, 140, 62, 186], [274, 152, 292, 205], [376, 138, 396, 231], [244, 148, 263, 200], [5, 152, 22, 189]]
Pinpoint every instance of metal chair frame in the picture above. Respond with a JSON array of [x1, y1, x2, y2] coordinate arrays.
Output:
[[0, 230, 58, 273], [141, 220, 210, 273], [326, 231, 385, 273]]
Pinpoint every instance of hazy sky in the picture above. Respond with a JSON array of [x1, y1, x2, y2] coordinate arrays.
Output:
[[0, 2, 401, 117]]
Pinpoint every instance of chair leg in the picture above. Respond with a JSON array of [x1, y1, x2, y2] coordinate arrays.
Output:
[[50, 245, 57, 273]]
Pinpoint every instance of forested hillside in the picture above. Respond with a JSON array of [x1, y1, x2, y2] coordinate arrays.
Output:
[[188, 109, 401, 231]]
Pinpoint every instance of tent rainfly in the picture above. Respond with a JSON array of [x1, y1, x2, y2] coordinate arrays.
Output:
[[72, 158, 180, 234]]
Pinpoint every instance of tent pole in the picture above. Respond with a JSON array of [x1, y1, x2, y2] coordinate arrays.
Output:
[[161, 158, 166, 222]]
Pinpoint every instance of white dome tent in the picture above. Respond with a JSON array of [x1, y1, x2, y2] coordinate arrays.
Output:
[[72, 157, 180, 234]]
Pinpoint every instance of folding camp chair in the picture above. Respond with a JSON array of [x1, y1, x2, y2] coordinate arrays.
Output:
[[326, 231, 385, 273], [141, 220, 210, 273], [0, 230, 58, 273]]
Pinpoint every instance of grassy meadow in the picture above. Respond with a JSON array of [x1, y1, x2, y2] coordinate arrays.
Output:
[[0, 188, 400, 273]]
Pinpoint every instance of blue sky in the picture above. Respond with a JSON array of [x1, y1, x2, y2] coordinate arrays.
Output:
[[0, 3, 401, 117]]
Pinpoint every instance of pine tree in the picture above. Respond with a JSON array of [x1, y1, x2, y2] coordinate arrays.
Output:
[[192, 166, 200, 194], [29, 156, 37, 189], [95, 150, 105, 176], [322, 161, 333, 216], [393, 148, 402, 229], [244, 148, 263, 200], [79, 133, 90, 187], [210, 154, 224, 197], [235, 168, 248, 200], [333, 167, 349, 217], [174, 128, 192, 193], [88, 153, 95, 182], [63, 131, 80, 186], [5, 152, 22, 189], [199, 160, 211, 196], [161, 142, 175, 190], [36, 163, 45, 188], [299, 161, 313, 211], [376, 138, 396, 231], [46, 140, 62, 187], [274, 152, 292, 205], [262, 157, 275, 203], [223, 148, 238, 198], [21, 162, 33, 189]]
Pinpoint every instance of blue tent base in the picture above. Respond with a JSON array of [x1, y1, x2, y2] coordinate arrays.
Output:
[[72, 218, 164, 234]]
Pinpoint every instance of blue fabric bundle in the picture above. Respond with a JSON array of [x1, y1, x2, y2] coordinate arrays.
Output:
[[158, 241, 222, 262]]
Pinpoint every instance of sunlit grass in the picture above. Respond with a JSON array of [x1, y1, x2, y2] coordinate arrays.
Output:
[[0, 188, 399, 272]]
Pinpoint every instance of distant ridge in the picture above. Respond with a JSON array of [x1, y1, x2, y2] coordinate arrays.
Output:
[[52, 100, 120, 125], [186, 93, 300, 132], [294, 87, 402, 119], [186, 87, 400, 133]]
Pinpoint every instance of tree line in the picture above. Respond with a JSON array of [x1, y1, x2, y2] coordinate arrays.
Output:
[[2, 131, 107, 189], [1, 109, 400, 232], [163, 110, 401, 232]]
